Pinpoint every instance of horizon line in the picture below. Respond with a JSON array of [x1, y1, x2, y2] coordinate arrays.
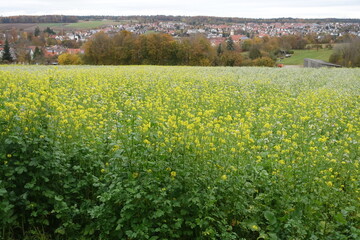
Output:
[[0, 14, 359, 20]]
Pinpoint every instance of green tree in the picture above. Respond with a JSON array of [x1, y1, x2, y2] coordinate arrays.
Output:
[[83, 31, 112, 65], [241, 39, 252, 51], [44, 27, 56, 35], [186, 34, 215, 66], [34, 26, 41, 37], [33, 46, 45, 64], [112, 31, 136, 65], [2, 39, 13, 63], [33, 47, 42, 59], [61, 40, 80, 48], [58, 53, 82, 65], [330, 37, 360, 67], [226, 37, 235, 51], [219, 51, 242, 66], [249, 47, 262, 60], [217, 43, 223, 56]]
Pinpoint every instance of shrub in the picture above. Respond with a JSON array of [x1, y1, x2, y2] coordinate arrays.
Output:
[[58, 53, 83, 65], [252, 57, 275, 67]]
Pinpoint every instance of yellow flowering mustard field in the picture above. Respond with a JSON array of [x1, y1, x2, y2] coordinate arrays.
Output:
[[0, 65, 359, 239]]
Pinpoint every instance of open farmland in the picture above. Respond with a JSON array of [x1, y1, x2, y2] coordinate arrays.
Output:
[[62, 20, 119, 29], [0, 66, 359, 239], [0, 20, 120, 31], [279, 49, 333, 66]]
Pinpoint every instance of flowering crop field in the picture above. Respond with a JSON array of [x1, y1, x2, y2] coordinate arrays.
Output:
[[0, 65, 359, 239]]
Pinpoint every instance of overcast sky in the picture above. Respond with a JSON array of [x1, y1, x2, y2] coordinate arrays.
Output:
[[1, 0, 360, 19]]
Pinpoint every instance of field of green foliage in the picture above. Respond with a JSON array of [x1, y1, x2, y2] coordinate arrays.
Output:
[[39, 21, 120, 30], [0, 66, 359, 240]]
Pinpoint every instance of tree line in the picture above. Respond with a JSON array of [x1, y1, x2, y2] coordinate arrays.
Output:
[[0, 15, 77, 23], [80, 31, 325, 66], [330, 37, 360, 67], [83, 31, 214, 66], [80, 31, 276, 67]]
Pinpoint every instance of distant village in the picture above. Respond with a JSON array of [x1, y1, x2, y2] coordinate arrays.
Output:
[[34, 21, 359, 43], [0, 19, 359, 64]]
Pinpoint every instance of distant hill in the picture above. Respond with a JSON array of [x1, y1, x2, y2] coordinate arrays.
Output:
[[1, 15, 360, 24], [0, 15, 78, 23]]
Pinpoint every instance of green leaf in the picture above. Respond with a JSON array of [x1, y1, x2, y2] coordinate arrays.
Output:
[[0, 188, 7, 196], [24, 182, 35, 189], [84, 225, 95, 235], [264, 210, 277, 225], [126, 187, 136, 194], [15, 166, 27, 174], [55, 227, 65, 235], [54, 195, 64, 201], [268, 233, 279, 240], [334, 213, 347, 224], [257, 232, 268, 240], [154, 209, 165, 218]]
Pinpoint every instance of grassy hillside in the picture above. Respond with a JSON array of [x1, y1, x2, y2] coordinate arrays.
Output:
[[64, 20, 119, 29], [0, 20, 120, 31], [279, 49, 333, 65], [1, 66, 359, 239]]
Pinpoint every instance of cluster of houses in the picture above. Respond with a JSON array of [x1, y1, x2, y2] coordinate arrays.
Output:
[[0, 44, 84, 63], [1, 20, 359, 64], [50, 21, 359, 44], [105, 21, 360, 39], [237, 22, 360, 38], [42, 46, 84, 58]]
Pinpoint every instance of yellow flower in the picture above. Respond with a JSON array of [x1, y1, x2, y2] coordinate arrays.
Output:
[[171, 171, 177, 177], [274, 145, 281, 151], [326, 181, 333, 187], [251, 225, 259, 231], [132, 172, 139, 178], [7, 154, 12, 158], [221, 175, 227, 180], [264, 123, 271, 129]]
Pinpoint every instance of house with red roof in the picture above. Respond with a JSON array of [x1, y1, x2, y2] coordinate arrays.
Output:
[[209, 37, 226, 47], [44, 45, 66, 57], [230, 35, 249, 43], [66, 48, 84, 54], [258, 33, 270, 38]]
